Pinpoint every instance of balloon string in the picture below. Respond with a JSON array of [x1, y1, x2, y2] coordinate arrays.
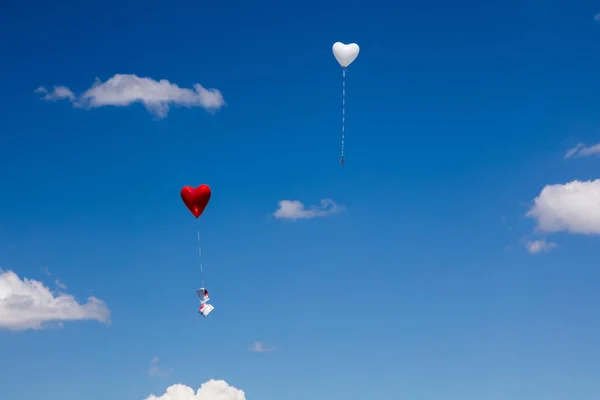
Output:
[[197, 221, 204, 289], [341, 68, 346, 163]]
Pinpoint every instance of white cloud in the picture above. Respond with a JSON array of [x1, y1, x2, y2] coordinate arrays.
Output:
[[564, 143, 583, 159], [35, 74, 225, 119], [578, 144, 600, 157], [149, 356, 173, 378], [526, 179, 600, 234], [564, 142, 600, 159], [525, 239, 557, 254], [34, 86, 76, 101], [595, 13, 600, 21], [273, 199, 344, 221], [0, 269, 111, 331], [145, 379, 245, 400], [249, 341, 277, 352]]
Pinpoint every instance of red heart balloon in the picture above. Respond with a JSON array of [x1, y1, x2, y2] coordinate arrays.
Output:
[[181, 184, 211, 218]]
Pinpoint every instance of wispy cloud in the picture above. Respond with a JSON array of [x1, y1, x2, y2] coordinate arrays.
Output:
[[564, 142, 600, 159], [273, 199, 344, 221], [35, 74, 226, 119], [595, 13, 600, 21], [54, 279, 67, 290], [526, 179, 600, 234], [564, 143, 583, 159], [34, 86, 76, 102], [40, 269, 68, 291], [525, 239, 557, 254], [0, 269, 110, 331], [249, 341, 278, 352], [148, 356, 173, 378]]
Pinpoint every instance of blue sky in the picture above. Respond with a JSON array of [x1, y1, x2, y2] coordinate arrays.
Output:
[[2, 0, 600, 399]]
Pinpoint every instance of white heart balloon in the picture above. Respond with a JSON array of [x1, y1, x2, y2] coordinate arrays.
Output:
[[332, 42, 360, 68]]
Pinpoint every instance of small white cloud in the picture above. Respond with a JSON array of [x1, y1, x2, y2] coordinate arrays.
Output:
[[148, 356, 173, 378], [564, 142, 600, 159], [526, 179, 600, 234], [249, 341, 278, 352], [0, 269, 111, 331], [564, 143, 583, 159], [273, 199, 344, 221], [35, 74, 225, 119], [525, 239, 557, 254], [34, 85, 76, 101], [595, 13, 600, 21], [145, 379, 245, 400]]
